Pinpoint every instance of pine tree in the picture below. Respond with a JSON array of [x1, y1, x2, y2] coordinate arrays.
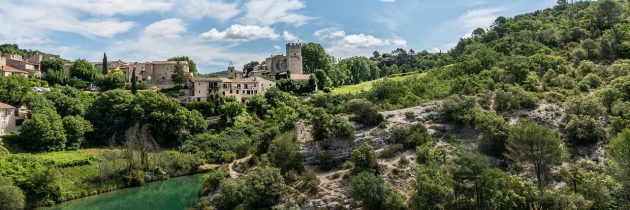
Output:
[[171, 61, 186, 86], [131, 67, 137, 94], [102, 52, 108, 74]]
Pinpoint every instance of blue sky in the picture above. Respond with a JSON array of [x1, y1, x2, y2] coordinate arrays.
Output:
[[0, 0, 555, 73]]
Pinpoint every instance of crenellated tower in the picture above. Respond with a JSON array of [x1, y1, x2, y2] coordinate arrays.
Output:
[[286, 42, 303, 75]]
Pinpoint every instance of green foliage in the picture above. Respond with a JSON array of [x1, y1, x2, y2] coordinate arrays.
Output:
[[441, 95, 478, 125], [171, 61, 187, 85], [201, 168, 229, 195], [269, 132, 303, 173], [0, 177, 25, 210], [241, 167, 286, 209], [506, 121, 563, 189], [69, 59, 98, 83], [564, 115, 606, 145], [181, 128, 251, 163], [310, 108, 355, 141], [408, 164, 454, 210], [556, 158, 621, 209], [19, 108, 67, 152], [62, 116, 93, 151], [0, 75, 32, 106], [243, 61, 259, 76], [345, 99, 383, 126], [221, 101, 245, 125], [351, 143, 379, 174], [609, 129, 630, 182], [390, 124, 432, 149], [493, 85, 539, 112], [168, 56, 197, 74], [96, 69, 126, 91], [351, 172, 405, 210]]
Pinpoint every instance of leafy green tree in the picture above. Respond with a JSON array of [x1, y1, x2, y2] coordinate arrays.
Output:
[[131, 67, 138, 94], [505, 121, 564, 190], [96, 69, 126, 91], [40, 57, 65, 73], [44, 88, 87, 117], [0, 75, 32, 106], [245, 94, 266, 118], [43, 69, 69, 86], [351, 143, 379, 174], [241, 167, 286, 209], [595, 0, 625, 29], [564, 115, 606, 145], [556, 158, 620, 209], [243, 61, 259, 76], [102, 52, 108, 74], [564, 96, 606, 118], [409, 164, 454, 210], [86, 89, 135, 145], [313, 69, 332, 90], [302, 42, 331, 74], [212, 179, 243, 209], [20, 108, 67, 152], [609, 129, 630, 182], [168, 56, 197, 74], [221, 101, 245, 125], [351, 172, 405, 210], [171, 61, 186, 86], [69, 59, 98, 82], [0, 177, 25, 210], [269, 132, 303, 173], [63, 115, 93, 150]]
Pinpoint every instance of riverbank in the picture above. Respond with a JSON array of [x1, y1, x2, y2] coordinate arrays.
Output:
[[0, 149, 204, 208]]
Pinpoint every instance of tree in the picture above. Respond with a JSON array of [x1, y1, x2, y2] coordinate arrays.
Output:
[[241, 167, 286, 209], [505, 121, 563, 190], [40, 57, 65, 73], [302, 42, 331, 74], [609, 129, 630, 182], [20, 108, 67, 152], [351, 143, 379, 174], [0, 75, 32, 106], [63, 115, 93, 150], [171, 61, 186, 86], [86, 89, 135, 145], [0, 178, 25, 210], [564, 115, 606, 145], [409, 164, 454, 210], [102, 52, 108, 74], [131, 67, 138, 94], [595, 0, 625, 29], [69, 59, 98, 82], [269, 132, 303, 173], [221, 101, 245, 125], [313, 69, 332, 90], [243, 61, 260, 76], [168, 56, 197, 74], [351, 172, 404, 210], [96, 69, 126, 91]]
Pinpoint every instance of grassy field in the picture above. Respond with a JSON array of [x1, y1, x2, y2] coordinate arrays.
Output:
[[331, 71, 427, 94]]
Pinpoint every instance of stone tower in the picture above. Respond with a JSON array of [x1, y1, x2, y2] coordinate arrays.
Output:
[[286, 43, 303, 75]]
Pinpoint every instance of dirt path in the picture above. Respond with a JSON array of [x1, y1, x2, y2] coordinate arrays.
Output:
[[228, 155, 252, 178]]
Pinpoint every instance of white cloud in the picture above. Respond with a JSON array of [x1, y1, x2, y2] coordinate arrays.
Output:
[[455, 8, 504, 31], [379, 0, 396, 2], [144, 18, 187, 38], [314, 28, 346, 39], [175, 0, 240, 21], [340, 34, 406, 48], [201, 24, 280, 41], [283, 31, 298, 41], [240, 0, 312, 26]]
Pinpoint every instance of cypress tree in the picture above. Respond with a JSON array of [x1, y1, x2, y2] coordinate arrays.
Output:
[[102, 52, 108, 74], [131, 67, 137, 94]]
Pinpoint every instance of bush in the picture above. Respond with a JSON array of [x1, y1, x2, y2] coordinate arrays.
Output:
[[317, 151, 334, 170], [201, 168, 229, 195], [565, 115, 606, 145], [351, 172, 405, 210], [241, 167, 286, 209], [345, 99, 384, 126], [493, 85, 539, 112], [19, 108, 67, 152], [390, 124, 432, 149], [442, 95, 477, 125], [21, 168, 62, 206], [0, 178, 25, 210], [564, 96, 605, 118], [351, 143, 379, 174], [404, 111, 415, 119], [269, 132, 303, 173]]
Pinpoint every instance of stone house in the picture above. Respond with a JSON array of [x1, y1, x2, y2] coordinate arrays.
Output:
[[1, 54, 39, 77], [0, 102, 17, 136], [182, 76, 275, 103], [92, 60, 191, 88]]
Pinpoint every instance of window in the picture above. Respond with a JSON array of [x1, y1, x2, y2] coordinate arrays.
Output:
[[236, 90, 239, 94], [237, 84, 241, 88], [230, 90, 233, 94]]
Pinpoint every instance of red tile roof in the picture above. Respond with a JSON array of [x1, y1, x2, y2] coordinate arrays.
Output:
[[0, 102, 15, 109]]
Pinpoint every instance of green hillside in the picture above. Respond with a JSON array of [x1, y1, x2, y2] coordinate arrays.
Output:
[[332, 72, 426, 94]]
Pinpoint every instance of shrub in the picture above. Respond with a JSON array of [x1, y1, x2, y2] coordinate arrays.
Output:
[[405, 111, 415, 119], [201, 168, 229, 195], [390, 124, 432, 149], [0, 178, 25, 210], [241, 167, 286, 209], [564, 115, 606, 145], [351, 172, 404, 210], [493, 85, 539, 112], [564, 96, 606, 118], [269, 132, 303, 173], [345, 99, 384, 126], [442, 95, 477, 125], [317, 151, 334, 170], [351, 143, 379, 174]]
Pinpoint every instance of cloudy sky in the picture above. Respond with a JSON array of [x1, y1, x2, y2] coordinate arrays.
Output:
[[0, 0, 555, 73]]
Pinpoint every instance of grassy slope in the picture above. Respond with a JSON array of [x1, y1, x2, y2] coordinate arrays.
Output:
[[332, 72, 427, 94]]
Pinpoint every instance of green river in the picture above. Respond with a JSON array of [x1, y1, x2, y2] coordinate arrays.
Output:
[[42, 174, 203, 210]]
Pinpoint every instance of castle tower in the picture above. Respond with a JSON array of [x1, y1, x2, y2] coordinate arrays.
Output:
[[286, 43, 303, 75]]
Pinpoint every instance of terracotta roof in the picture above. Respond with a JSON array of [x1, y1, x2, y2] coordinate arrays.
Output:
[[0, 102, 15, 109], [150, 61, 189, 65]]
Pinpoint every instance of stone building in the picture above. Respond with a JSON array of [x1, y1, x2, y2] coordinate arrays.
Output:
[[252, 43, 305, 75], [92, 60, 191, 88], [182, 76, 275, 103], [0, 102, 17, 136], [0, 54, 39, 77]]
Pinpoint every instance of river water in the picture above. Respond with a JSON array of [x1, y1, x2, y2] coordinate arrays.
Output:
[[42, 174, 203, 210]]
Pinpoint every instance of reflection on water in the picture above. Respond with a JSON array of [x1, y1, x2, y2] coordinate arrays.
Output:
[[43, 175, 202, 210]]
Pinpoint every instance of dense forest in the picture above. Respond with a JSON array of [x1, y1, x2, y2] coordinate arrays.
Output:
[[1, 0, 630, 209]]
